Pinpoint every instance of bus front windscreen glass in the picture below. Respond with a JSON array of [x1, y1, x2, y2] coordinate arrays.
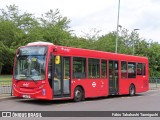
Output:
[[14, 46, 47, 81]]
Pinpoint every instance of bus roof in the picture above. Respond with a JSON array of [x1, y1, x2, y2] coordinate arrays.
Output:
[[24, 42, 148, 62], [27, 41, 54, 46], [55, 45, 148, 62]]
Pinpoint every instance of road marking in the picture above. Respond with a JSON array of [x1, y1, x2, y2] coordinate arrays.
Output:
[[149, 93, 159, 96], [120, 95, 143, 99], [121, 97, 131, 99]]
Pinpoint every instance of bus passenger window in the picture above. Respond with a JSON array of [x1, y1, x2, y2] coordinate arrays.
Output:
[[143, 64, 146, 75], [73, 57, 86, 79], [121, 61, 127, 78], [137, 63, 143, 75], [128, 62, 136, 78], [64, 57, 70, 80], [54, 62, 61, 94], [54, 64, 61, 79], [101, 60, 107, 78], [88, 58, 100, 78]]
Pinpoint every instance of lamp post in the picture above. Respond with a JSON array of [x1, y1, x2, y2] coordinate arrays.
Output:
[[132, 29, 139, 55], [115, 0, 121, 53]]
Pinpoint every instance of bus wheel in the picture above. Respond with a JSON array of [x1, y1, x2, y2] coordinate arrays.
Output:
[[129, 84, 135, 96], [74, 87, 83, 102]]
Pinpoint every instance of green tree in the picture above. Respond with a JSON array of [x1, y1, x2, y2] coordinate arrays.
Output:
[[0, 5, 38, 32], [94, 32, 116, 52], [0, 5, 158, 77], [0, 20, 24, 47], [38, 9, 72, 45], [0, 42, 15, 74], [146, 43, 160, 77], [0, 5, 38, 74]]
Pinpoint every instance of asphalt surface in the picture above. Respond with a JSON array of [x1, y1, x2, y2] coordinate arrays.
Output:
[[0, 90, 160, 111], [0, 90, 160, 117], [0, 84, 160, 120]]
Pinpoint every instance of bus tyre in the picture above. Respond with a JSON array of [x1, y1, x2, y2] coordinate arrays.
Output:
[[74, 87, 83, 102], [129, 84, 135, 96]]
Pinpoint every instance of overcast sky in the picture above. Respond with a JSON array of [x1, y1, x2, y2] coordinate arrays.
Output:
[[0, 0, 160, 42]]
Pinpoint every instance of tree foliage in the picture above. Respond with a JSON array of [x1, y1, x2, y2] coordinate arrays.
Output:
[[0, 5, 72, 74], [0, 5, 160, 77]]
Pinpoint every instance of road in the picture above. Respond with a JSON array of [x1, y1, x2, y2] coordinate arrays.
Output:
[[0, 90, 160, 120]]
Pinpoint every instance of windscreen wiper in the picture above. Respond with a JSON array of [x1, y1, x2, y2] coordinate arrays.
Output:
[[25, 75, 37, 84]]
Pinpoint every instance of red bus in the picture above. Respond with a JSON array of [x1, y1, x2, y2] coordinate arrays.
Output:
[[12, 42, 149, 101]]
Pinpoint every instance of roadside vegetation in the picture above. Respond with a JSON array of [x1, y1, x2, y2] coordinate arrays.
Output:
[[0, 5, 160, 77]]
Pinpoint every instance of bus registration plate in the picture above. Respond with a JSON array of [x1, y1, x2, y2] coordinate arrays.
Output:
[[22, 95, 30, 99]]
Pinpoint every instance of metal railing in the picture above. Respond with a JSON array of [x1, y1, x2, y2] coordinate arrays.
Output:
[[0, 81, 12, 95], [149, 77, 160, 89], [0, 78, 159, 96]]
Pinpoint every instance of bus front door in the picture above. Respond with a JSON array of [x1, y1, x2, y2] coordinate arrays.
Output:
[[109, 60, 119, 95], [53, 57, 71, 98]]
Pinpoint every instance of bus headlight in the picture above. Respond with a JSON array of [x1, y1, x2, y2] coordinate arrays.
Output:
[[13, 84, 19, 88], [38, 85, 44, 89]]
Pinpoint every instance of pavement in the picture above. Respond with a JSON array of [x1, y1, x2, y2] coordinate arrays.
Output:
[[0, 83, 160, 101], [149, 83, 160, 90], [0, 94, 14, 101]]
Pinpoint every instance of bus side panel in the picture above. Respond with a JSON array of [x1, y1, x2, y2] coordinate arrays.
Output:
[[135, 76, 149, 93], [101, 79, 109, 96], [119, 79, 132, 95], [135, 62, 149, 93], [71, 79, 109, 98], [119, 77, 148, 95]]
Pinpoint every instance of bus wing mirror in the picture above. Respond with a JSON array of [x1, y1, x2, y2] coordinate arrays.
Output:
[[55, 56, 60, 64]]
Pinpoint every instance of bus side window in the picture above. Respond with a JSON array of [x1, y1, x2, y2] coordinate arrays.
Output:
[[73, 57, 86, 79], [137, 63, 143, 75], [48, 54, 53, 88], [137, 63, 146, 76], [128, 62, 136, 78], [88, 58, 100, 78], [121, 61, 127, 78], [101, 60, 107, 78], [54, 64, 61, 79], [63, 57, 70, 80], [143, 64, 146, 75]]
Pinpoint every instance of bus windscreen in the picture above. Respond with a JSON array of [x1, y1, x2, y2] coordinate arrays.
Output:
[[14, 46, 47, 81]]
